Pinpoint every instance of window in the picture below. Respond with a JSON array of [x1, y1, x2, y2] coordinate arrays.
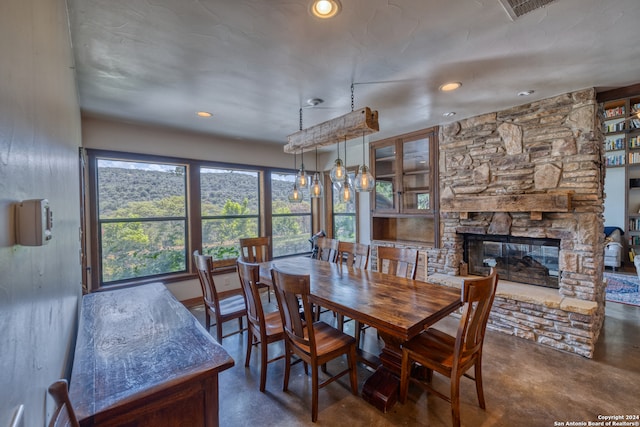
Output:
[[88, 149, 310, 289], [201, 167, 260, 260], [332, 170, 357, 242], [96, 158, 188, 284], [270, 172, 312, 257]]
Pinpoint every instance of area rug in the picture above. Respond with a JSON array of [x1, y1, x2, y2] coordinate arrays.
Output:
[[604, 271, 640, 307]]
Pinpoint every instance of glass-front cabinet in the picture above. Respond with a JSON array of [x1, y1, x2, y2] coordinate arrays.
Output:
[[370, 127, 438, 245]]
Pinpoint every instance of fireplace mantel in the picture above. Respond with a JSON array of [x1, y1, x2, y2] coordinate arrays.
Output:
[[440, 191, 573, 220]]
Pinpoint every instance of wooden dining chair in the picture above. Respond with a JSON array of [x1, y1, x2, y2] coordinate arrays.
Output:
[[237, 258, 285, 392], [376, 246, 419, 279], [337, 241, 370, 269], [399, 269, 499, 427], [193, 250, 247, 343], [335, 241, 370, 346], [315, 237, 339, 263], [239, 236, 272, 302], [48, 379, 80, 427], [270, 266, 359, 423]]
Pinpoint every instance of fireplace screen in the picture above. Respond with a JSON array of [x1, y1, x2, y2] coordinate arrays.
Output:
[[464, 235, 560, 288]]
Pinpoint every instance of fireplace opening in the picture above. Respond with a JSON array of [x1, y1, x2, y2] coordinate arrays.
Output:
[[463, 234, 561, 288]]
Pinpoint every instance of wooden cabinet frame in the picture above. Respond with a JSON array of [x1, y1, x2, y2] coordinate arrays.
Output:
[[369, 127, 439, 246]]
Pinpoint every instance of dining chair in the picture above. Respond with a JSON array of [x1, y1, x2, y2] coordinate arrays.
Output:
[[315, 237, 339, 263], [237, 258, 285, 392], [239, 236, 272, 302], [48, 379, 80, 427], [376, 246, 419, 279], [193, 250, 247, 343], [270, 266, 359, 423], [337, 240, 370, 269], [335, 241, 370, 346], [399, 268, 499, 427], [311, 237, 340, 319]]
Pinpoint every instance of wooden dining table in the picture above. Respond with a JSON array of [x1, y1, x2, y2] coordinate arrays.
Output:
[[258, 256, 462, 412]]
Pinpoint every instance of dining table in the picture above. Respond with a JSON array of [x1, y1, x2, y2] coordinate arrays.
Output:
[[257, 256, 462, 412]]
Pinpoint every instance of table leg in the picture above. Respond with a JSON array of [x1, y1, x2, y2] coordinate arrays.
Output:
[[361, 332, 404, 412]]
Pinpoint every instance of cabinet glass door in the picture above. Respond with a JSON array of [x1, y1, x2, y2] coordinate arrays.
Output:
[[402, 137, 430, 211], [374, 144, 396, 211]]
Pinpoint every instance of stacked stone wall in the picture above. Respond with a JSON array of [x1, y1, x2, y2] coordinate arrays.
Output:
[[431, 88, 605, 357]]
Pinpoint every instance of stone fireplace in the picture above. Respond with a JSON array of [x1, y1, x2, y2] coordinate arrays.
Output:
[[425, 88, 606, 358]]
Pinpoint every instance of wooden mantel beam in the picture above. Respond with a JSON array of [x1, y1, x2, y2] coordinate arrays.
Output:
[[284, 107, 379, 153], [440, 191, 573, 220]]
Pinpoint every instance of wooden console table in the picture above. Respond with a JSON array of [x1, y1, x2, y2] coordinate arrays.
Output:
[[69, 283, 234, 427]]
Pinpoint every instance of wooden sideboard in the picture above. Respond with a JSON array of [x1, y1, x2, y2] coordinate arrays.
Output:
[[69, 283, 234, 427]]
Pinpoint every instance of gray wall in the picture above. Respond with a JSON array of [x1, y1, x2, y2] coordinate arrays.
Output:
[[0, 0, 82, 426]]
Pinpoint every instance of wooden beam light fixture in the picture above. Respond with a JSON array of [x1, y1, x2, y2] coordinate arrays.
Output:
[[284, 107, 378, 153]]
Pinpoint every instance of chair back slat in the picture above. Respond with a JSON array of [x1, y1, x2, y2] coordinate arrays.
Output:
[[376, 246, 419, 279], [315, 237, 339, 263], [237, 259, 265, 331], [337, 241, 370, 269], [239, 236, 271, 263], [48, 380, 80, 427], [270, 267, 315, 350], [193, 251, 221, 311], [455, 268, 498, 363]]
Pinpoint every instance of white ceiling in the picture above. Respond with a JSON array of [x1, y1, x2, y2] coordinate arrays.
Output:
[[67, 0, 640, 147]]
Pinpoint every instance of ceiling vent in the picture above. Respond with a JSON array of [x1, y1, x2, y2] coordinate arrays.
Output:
[[499, 0, 557, 20]]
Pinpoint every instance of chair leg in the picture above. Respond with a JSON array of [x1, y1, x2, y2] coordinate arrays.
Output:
[[283, 345, 291, 392], [474, 361, 486, 409], [205, 311, 211, 331], [451, 374, 462, 427], [399, 350, 411, 404], [311, 363, 319, 422], [348, 345, 358, 395], [216, 321, 223, 344], [354, 321, 362, 348], [259, 335, 268, 392], [245, 330, 253, 367]]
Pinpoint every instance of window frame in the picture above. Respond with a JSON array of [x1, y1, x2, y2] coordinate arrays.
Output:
[[328, 167, 359, 242], [87, 149, 310, 291], [268, 169, 314, 258]]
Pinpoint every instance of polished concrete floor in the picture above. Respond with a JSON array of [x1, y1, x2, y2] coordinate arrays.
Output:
[[190, 297, 640, 426]]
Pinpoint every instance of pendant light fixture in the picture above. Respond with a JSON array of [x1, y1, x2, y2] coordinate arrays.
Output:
[[330, 137, 346, 184], [295, 108, 310, 190], [288, 151, 303, 203], [339, 137, 354, 203], [310, 147, 323, 198], [354, 131, 375, 192]]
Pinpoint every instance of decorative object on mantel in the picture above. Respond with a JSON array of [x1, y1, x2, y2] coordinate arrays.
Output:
[[440, 190, 573, 220], [284, 84, 378, 154]]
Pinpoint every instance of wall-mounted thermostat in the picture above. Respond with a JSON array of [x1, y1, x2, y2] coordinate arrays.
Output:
[[15, 199, 53, 246]]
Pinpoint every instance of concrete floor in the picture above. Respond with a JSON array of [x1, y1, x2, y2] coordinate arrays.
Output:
[[191, 297, 640, 426]]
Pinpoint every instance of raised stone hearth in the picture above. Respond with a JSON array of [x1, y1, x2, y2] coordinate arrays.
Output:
[[428, 88, 606, 358]]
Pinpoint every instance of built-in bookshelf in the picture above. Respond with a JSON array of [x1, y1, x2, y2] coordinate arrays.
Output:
[[599, 85, 640, 257]]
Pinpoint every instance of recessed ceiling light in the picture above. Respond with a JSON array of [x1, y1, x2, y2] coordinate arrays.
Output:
[[443, 112, 456, 117], [518, 90, 535, 97], [309, 0, 342, 19], [439, 82, 462, 92], [196, 111, 212, 118]]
